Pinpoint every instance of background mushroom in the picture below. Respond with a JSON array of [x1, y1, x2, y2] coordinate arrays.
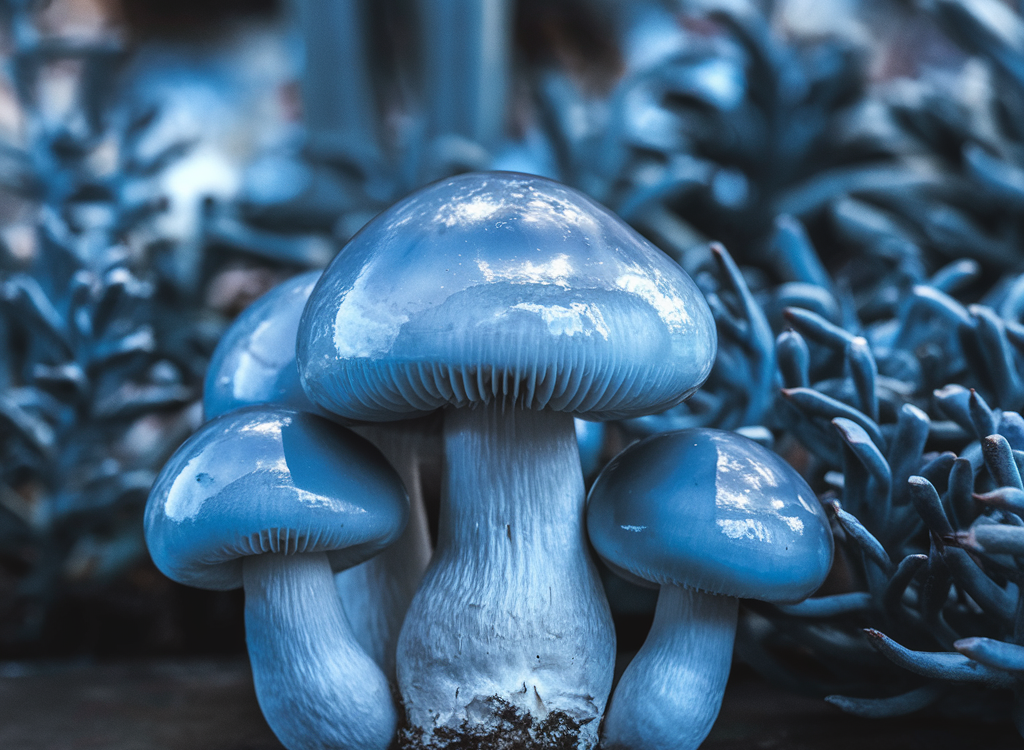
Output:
[[587, 428, 833, 750], [575, 418, 607, 480], [202, 270, 434, 676], [296, 171, 716, 747], [204, 271, 327, 419], [144, 407, 408, 750]]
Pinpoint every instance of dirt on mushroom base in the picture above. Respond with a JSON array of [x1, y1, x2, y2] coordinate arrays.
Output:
[[395, 697, 590, 750]]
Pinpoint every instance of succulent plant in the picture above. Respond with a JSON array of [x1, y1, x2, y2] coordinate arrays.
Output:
[[0, 0, 238, 646], [860, 0, 1024, 278], [695, 221, 1024, 734], [531, 3, 880, 266]]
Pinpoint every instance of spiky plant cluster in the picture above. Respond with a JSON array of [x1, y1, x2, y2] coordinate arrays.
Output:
[[535, 4, 876, 258], [860, 0, 1024, 279], [528, 10, 873, 458], [552, 0, 1024, 733], [0, 0, 232, 646], [691, 2, 1024, 728], [721, 240, 1024, 729]]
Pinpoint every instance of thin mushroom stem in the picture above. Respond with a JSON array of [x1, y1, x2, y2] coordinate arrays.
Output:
[[292, 0, 381, 171], [601, 585, 738, 750], [243, 552, 397, 750], [336, 422, 434, 679], [416, 0, 512, 153], [396, 403, 614, 746]]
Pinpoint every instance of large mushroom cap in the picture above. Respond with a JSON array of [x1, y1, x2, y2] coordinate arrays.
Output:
[[298, 171, 716, 422], [587, 428, 833, 603], [204, 271, 322, 420], [145, 407, 408, 591]]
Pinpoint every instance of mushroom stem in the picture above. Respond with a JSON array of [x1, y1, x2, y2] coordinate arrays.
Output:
[[336, 423, 434, 678], [416, 0, 512, 148], [397, 403, 615, 746], [243, 552, 398, 750], [601, 585, 738, 750]]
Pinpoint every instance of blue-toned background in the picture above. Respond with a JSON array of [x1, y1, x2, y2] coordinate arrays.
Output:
[[3, 1, 1024, 739]]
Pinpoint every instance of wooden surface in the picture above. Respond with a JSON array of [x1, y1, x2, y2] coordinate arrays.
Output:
[[0, 661, 281, 750], [707, 673, 1020, 749], [0, 660, 1018, 749]]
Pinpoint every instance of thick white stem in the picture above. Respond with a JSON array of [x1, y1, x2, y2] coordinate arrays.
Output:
[[601, 586, 738, 750], [336, 423, 434, 679], [397, 404, 615, 747], [243, 553, 397, 750]]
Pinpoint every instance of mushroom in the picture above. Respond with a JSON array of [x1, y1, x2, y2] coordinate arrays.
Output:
[[296, 172, 716, 746], [145, 407, 407, 750], [586, 428, 833, 750], [203, 269, 434, 676], [575, 418, 607, 480], [204, 270, 326, 419]]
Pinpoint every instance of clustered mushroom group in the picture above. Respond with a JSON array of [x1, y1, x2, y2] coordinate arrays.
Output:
[[145, 171, 834, 749]]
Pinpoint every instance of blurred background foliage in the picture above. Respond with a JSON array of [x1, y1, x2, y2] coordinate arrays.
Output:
[[5, 0, 1024, 733]]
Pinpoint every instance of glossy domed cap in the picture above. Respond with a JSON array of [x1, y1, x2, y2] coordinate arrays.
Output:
[[587, 428, 833, 602], [145, 407, 408, 591], [297, 172, 716, 422], [204, 271, 325, 420]]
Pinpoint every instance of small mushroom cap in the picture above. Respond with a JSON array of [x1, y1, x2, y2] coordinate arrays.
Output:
[[587, 428, 833, 602], [145, 407, 408, 591], [298, 172, 716, 422], [204, 271, 323, 420]]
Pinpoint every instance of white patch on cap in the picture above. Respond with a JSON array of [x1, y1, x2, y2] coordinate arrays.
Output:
[[782, 516, 805, 533], [165, 418, 288, 522], [614, 262, 694, 332], [333, 266, 410, 358], [717, 518, 772, 541], [436, 194, 508, 228], [477, 254, 574, 289], [231, 351, 276, 402], [712, 434, 806, 539], [240, 418, 290, 437], [504, 301, 610, 338]]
